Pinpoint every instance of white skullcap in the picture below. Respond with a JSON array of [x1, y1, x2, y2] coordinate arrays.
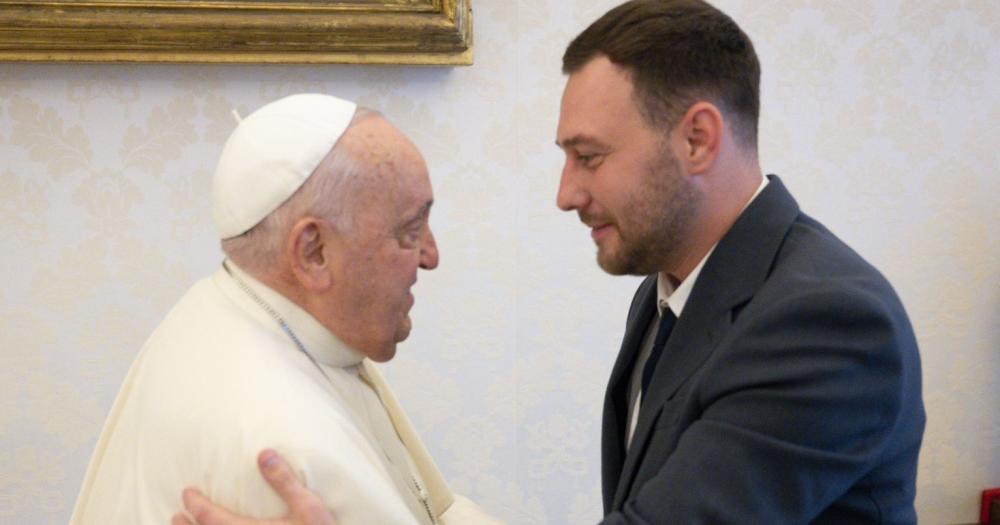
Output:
[[212, 93, 358, 239]]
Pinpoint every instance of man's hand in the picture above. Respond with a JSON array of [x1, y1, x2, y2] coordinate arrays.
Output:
[[171, 449, 336, 525]]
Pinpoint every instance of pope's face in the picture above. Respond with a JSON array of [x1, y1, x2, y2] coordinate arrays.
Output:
[[327, 118, 438, 362], [556, 55, 700, 276]]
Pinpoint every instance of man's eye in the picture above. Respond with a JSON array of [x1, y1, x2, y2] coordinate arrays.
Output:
[[578, 153, 602, 167]]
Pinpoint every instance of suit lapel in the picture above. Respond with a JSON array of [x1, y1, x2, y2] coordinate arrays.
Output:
[[612, 294, 728, 508], [609, 175, 802, 510], [602, 275, 657, 513]]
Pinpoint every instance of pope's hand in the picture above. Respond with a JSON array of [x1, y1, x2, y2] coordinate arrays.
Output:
[[171, 449, 336, 525]]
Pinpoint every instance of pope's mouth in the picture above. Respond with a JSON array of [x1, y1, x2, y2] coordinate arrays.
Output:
[[406, 291, 415, 309]]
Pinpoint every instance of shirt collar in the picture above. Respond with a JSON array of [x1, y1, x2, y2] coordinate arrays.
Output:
[[656, 176, 770, 318], [219, 260, 365, 368]]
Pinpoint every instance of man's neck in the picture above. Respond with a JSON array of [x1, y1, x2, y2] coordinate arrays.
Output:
[[666, 168, 764, 284]]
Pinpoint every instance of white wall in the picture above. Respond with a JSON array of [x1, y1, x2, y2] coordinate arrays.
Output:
[[1, 1, 997, 523]]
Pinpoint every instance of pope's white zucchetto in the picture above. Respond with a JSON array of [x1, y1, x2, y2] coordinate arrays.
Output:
[[212, 93, 358, 239]]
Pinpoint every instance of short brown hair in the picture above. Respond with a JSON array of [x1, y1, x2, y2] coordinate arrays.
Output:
[[563, 0, 760, 149]]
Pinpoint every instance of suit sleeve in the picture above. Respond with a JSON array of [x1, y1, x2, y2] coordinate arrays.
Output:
[[601, 285, 912, 524]]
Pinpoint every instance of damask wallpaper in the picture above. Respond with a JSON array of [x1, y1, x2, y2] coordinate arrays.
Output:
[[1, 1, 997, 524]]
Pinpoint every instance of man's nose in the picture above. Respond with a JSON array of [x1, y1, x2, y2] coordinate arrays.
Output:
[[556, 162, 588, 212], [419, 227, 439, 270]]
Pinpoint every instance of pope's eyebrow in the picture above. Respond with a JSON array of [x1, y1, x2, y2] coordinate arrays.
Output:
[[402, 200, 433, 225]]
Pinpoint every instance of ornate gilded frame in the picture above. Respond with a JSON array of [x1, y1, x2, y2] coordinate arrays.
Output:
[[0, 0, 472, 64]]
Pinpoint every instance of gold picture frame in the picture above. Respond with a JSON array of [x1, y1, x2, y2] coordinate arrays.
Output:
[[0, 0, 472, 65]]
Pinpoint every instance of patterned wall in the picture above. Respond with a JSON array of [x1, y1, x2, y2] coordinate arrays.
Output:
[[1, 1, 997, 523]]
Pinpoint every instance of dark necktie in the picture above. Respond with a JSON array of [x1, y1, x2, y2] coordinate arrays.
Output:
[[641, 308, 677, 393]]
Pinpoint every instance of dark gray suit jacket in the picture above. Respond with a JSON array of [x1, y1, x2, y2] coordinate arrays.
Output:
[[600, 176, 924, 524]]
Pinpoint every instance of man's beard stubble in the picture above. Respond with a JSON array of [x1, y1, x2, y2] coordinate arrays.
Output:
[[597, 149, 701, 276]]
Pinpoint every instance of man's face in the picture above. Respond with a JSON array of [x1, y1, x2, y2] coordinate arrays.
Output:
[[556, 56, 700, 276], [328, 118, 438, 362]]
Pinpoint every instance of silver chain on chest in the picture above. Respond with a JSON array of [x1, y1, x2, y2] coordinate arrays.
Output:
[[224, 263, 331, 382]]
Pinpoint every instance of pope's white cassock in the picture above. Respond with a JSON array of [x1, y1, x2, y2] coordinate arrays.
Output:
[[70, 261, 474, 524], [70, 93, 497, 525]]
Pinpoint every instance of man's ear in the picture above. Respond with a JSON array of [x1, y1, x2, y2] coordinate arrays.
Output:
[[674, 101, 724, 175], [286, 217, 335, 292]]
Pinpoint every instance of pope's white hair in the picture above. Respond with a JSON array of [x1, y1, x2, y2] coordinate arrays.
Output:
[[221, 107, 378, 274]]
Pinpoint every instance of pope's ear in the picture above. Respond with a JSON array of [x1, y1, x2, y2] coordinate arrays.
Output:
[[286, 217, 334, 291]]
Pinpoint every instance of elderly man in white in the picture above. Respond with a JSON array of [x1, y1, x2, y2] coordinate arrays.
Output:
[[70, 94, 497, 525]]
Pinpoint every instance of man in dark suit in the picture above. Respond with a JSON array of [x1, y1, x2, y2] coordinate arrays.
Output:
[[173, 1, 924, 524], [554, 0, 924, 523]]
